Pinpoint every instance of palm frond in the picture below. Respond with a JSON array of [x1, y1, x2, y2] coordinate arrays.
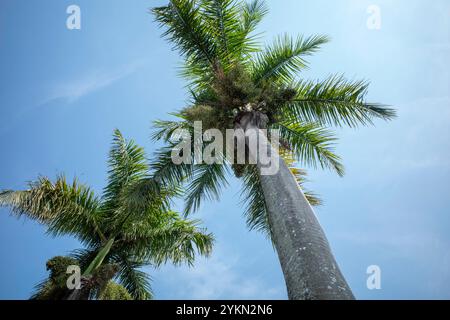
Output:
[[102, 129, 148, 213], [239, 0, 268, 40], [252, 34, 330, 84], [272, 122, 345, 176], [111, 207, 213, 266], [70, 248, 99, 270], [200, 0, 242, 65], [151, 119, 197, 186], [0, 176, 103, 245], [153, 118, 230, 215], [152, 0, 217, 68], [284, 75, 396, 127], [148, 214, 214, 266], [152, 119, 191, 142], [112, 255, 153, 300], [150, 143, 194, 187], [279, 150, 323, 206], [231, 0, 268, 61], [240, 165, 271, 236], [0, 190, 50, 222], [184, 163, 229, 215]]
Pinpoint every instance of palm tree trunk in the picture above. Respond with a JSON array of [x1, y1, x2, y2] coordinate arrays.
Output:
[[238, 112, 354, 300]]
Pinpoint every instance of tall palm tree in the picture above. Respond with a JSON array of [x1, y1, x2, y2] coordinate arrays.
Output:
[[150, 0, 395, 299], [0, 129, 213, 300]]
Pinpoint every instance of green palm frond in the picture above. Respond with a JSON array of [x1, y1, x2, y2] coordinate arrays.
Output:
[[151, 118, 198, 186], [102, 129, 148, 213], [70, 248, 99, 270], [279, 150, 323, 206], [239, 0, 268, 41], [184, 163, 229, 215], [151, 142, 194, 187], [115, 210, 213, 266], [252, 34, 330, 84], [153, 118, 230, 216], [112, 255, 153, 300], [201, 0, 242, 65], [83, 238, 115, 276], [150, 214, 214, 266], [0, 190, 49, 220], [240, 165, 270, 235], [153, 0, 217, 68], [284, 75, 396, 127], [272, 121, 344, 176], [120, 177, 178, 218], [152, 119, 192, 142], [0, 176, 103, 245]]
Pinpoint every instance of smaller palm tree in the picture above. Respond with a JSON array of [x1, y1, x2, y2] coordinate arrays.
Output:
[[0, 129, 213, 300]]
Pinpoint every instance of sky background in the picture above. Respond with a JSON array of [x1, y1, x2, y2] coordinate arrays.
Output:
[[0, 0, 449, 299]]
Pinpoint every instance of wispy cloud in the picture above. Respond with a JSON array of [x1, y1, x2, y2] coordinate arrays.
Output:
[[44, 60, 144, 104], [0, 60, 145, 135]]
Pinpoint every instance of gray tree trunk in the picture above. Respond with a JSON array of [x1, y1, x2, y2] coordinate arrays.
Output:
[[238, 112, 354, 300]]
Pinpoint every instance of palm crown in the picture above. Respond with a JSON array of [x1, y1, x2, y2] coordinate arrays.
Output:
[[0, 129, 213, 299], [150, 0, 395, 235]]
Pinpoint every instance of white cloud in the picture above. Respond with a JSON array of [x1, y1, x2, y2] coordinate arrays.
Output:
[[0, 60, 146, 135], [151, 245, 286, 300], [44, 60, 144, 103]]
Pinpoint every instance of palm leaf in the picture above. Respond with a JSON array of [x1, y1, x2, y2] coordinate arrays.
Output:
[[112, 255, 153, 300], [252, 34, 330, 84], [272, 121, 345, 176], [283, 75, 396, 127], [102, 129, 148, 213], [116, 210, 214, 267], [201, 0, 242, 65], [184, 163, 229, 215], [239, 0, 268, 40], [0, 176, 103, 245], [152, 0, 217, 67], [240, 164, 270, 235]]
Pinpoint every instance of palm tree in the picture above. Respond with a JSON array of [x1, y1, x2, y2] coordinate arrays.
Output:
[[0, 129, 213, 300], [150, 0, 395, 299]]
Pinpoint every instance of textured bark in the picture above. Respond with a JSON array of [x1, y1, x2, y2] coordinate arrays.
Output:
[[238, 112, 354, 300]]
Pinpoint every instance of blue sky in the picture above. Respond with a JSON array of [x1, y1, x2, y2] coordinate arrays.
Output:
[[0, 0, 449, 299]]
